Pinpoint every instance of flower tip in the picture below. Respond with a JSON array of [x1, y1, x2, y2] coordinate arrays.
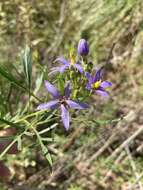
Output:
[[78, 39, 89, 56]]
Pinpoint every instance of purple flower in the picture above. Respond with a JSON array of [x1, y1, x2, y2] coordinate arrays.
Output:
[[85, 68, 112, 96], [37, 81, 89, 130], [52, 56, 83, 74], [78, 39, 89, 56]]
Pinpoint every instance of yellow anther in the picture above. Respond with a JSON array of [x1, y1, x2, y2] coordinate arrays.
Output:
[[92, 80, 101, 89]]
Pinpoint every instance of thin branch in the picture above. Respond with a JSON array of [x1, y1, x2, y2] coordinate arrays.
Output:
[[125, 146, 143, 190], [108, 125, 143, 161]]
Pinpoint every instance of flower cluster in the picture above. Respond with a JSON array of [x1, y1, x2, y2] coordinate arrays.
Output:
[[37, 39, 112, 130]]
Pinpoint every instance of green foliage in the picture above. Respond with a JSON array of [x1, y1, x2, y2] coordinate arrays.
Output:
[[68, 184, 83, 190], [21, 45, 32, 90], [0, 0, 143, 189]]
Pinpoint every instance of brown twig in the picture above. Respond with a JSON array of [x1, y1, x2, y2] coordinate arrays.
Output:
[[125, 146, 143, 190]]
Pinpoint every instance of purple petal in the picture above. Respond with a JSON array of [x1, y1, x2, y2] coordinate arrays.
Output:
[[74, 64, 83, 73], [85, 72, 91, 80], [59, 65, 69, 73], [49, 65, 69, 74], [95, 90, 109, 97], [86, 82, 91, 90], [64, 82, 71, 98], [85, 72, 93, 84], [93, 68, 103, 83], [66, 100, 89, 109], [55, 57, 69, 65], [61, 105, 70, 130], [100, 81, 112, 89], [44, 81, 60, 98], [37, 100, 59, 110], [78, 39, 89, 56]]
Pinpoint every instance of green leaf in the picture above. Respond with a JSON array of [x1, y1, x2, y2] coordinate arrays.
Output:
[[33, 127, 53, 168], [0, 65, 41, 102], [34, 73, 43, 94], [0, 117, 20, 128], [0, 65, 26, 90], [17, 135, 22, 151], [21, 45, 32, 90], [41, 142, 53, 167], [38, 123, 58, 135]]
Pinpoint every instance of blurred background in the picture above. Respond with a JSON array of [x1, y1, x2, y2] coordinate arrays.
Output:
[[1, 0, 143, 189]]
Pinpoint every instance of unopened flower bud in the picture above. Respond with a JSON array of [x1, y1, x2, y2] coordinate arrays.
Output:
[[77, 39, 89, 56]]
